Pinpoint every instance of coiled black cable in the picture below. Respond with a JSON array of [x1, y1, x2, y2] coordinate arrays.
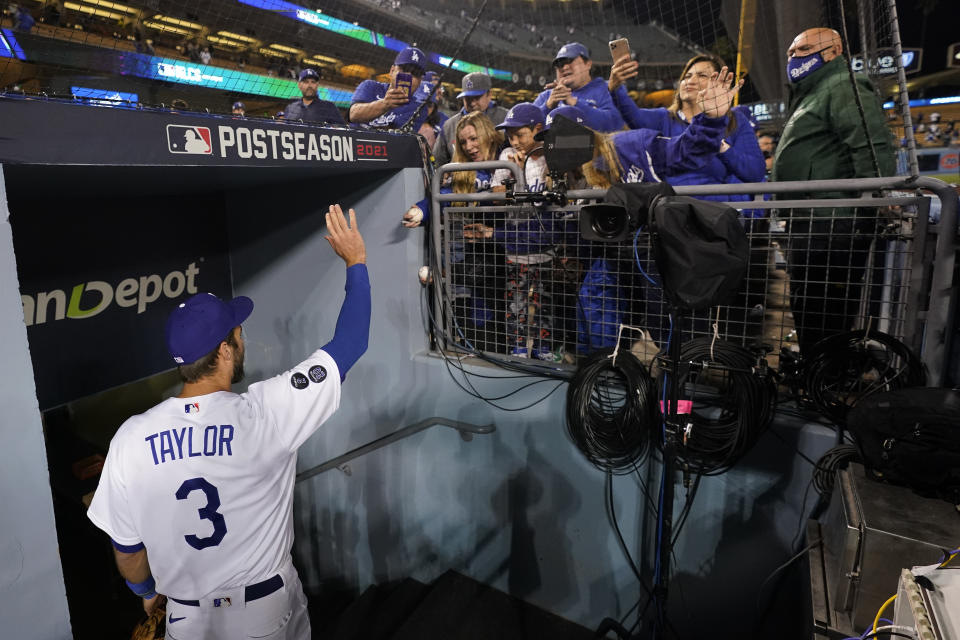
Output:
[[566, 348, 658, 474], [812, 444, 860, 498], [668, 337, 777, 475], [802, 330, 926, 424]]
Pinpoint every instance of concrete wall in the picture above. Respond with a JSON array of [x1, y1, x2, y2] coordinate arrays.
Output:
[[226, 166, 837, 635], [0, 168, 72, 638], [0, 160, 835, 638]]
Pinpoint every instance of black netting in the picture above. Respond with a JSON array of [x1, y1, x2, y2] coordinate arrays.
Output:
[[0, 2, 899, 115]]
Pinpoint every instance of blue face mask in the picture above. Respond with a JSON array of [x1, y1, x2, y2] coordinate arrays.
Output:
[[786, 48, 831, 83]]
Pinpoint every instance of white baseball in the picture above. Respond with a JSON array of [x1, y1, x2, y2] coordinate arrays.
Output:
[[418, 266, 432, 285], [405, 206, 423, 226]]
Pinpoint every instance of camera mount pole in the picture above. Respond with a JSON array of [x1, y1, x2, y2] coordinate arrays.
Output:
[[650, 305, 683, 638]]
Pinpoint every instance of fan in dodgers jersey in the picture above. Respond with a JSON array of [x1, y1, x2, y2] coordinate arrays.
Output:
[[87, 204, 369, 640]]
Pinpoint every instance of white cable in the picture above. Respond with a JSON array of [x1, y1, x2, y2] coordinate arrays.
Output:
[[610, 324, 649, 367], [710, 307, 721, 362]]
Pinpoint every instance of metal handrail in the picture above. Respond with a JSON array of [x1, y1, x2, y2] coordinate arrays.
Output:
[[295, 418, 496, 482]]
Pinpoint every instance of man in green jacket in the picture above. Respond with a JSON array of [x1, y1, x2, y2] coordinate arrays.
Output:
[[772, 27, 896, 353]]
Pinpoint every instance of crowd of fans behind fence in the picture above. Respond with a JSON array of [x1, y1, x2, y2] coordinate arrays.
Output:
[[2, 2, 935, 361]]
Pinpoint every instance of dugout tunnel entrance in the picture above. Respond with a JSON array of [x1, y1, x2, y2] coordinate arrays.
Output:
[[0, 96, 426, 637]]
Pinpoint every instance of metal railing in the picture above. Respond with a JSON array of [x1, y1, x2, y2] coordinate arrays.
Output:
[[429, 169, 957, 386], [295, 417, 496, 483]]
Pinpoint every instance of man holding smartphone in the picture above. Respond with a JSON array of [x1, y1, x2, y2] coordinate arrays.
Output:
[[533, 42, 624, 133], [349, 46, 428, 129]]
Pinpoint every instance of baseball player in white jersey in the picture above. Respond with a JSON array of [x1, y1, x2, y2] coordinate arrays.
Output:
[[87, 205, 369, 640]]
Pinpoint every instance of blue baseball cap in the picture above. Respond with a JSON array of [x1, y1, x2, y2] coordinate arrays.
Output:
[[423, 70, 439, 83], [394, 46, 425, 69], [535, 105, 586, 140], [553, 42, 590, 65], [298, 68, 320, 81], [418, 81, 440, 103], [457, 72, 492, 98], [495, 103, 545, 130], [232, 101, 245, 110], [166, 293, 254, 365]]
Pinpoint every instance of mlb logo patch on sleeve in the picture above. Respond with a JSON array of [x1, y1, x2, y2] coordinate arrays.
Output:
[[167, 125, 212, 154]]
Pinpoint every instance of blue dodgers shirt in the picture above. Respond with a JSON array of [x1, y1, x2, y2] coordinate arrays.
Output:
[[350, 80, 429, 130], [534, 77, 625, 133]]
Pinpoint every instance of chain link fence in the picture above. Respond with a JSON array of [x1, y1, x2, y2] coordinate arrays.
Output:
[[429, 168, 957, 386]]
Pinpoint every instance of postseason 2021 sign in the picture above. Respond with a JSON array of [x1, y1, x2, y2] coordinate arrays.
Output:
[[10, 196, 232, 410], [0, 97, 423, 169]]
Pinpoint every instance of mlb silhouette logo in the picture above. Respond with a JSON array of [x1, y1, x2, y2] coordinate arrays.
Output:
[[185, 402, 200, 414], [167, 125, 212, 154]]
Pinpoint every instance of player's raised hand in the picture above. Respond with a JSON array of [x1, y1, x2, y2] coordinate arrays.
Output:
[[698, 66, 744, 119], [608, 58, 639, 91], [325, 204, 366, 266]]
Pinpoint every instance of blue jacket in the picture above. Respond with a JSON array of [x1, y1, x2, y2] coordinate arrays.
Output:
[[535, 78, 625, 133], [350, 79, 429, 130], [608, 114, 729, 183], [610, 90, 765, 210]]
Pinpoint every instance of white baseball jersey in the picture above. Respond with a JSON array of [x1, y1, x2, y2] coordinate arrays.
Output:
[[492, 147, 548, 193], [87, 348, 341, 599]]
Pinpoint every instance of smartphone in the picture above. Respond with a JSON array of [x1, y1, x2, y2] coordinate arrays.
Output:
[[609, 38, 631, 63], [394, 72, 413, 97]]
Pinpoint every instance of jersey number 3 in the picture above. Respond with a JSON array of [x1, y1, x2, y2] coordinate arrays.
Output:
[[176, 477, 228, 550]]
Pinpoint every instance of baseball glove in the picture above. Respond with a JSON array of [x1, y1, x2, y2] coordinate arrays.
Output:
[[130, 595, 166, 640]]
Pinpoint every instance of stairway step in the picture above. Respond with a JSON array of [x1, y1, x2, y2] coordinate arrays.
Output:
[[364, 577, 429, 639], [328, 583, 388, 640], [390, 570, 593, 640]]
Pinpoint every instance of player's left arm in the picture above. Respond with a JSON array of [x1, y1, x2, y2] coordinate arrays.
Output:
[[321, 205, 370, 380], [114, 546, 162, 615]]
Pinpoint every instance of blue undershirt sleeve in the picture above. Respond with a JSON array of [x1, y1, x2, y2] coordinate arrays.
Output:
[[321, 264, 371, 381]]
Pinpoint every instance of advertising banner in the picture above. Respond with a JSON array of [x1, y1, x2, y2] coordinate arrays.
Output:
[[10, 195, 232, 409]]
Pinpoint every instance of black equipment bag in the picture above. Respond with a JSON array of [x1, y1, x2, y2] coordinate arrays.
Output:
[[649, 196, 749, 311], [846, 388, 960, 504]]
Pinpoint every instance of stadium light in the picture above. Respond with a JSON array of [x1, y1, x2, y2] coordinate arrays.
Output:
[[258, 48, 287, 58], [64, 2, 126, 21], [217, 31, 258, 44], [207, 36, 246, 48], [78, 0, 139, 15], [307, 54, 340, 64], [143, 21, 193, 36], [268, 44, 303, 55], [151, 14, 204, 31]]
